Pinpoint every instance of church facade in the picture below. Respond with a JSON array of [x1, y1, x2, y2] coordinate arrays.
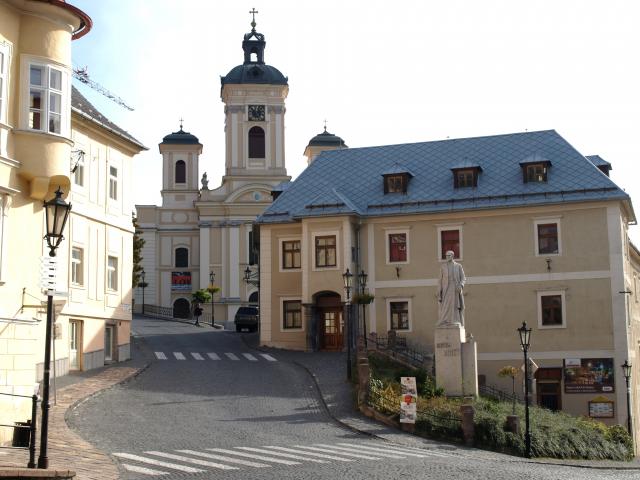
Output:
[[135, 21, 291, 328]]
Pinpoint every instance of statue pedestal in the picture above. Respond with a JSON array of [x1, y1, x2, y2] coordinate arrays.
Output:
[[435, 324, 478, 397]]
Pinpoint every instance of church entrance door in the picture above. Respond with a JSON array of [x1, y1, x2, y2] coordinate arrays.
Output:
[[173, 298, 191, 319]]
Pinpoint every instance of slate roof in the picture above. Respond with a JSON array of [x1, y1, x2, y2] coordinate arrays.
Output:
[[161, 128, 200, 145], [71, 86, 146, 150], [586, 155, 612, 168], [258, 130, 633, 224]]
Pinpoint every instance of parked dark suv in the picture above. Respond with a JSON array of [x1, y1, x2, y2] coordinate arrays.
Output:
[[234, 306, 259, 332]]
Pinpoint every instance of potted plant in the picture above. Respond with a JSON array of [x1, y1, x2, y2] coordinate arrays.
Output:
[[352, 292, 375, 305]]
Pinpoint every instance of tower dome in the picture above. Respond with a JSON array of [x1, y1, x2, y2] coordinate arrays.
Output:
[[304, 126, 348, 165]]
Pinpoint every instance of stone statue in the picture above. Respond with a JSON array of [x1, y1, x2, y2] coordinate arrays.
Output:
[[438, 250, 466, 327], [201, 172, 209, 190]]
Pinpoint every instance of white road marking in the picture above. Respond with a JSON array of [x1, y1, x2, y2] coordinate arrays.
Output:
[[238, 446, 328, 463], [173, 352, 186, 360], [261, 446, 354, 462], [154, 352, 167, 360], [224, 353, 240, 361], [206, 448, 300, 465], [113, 453, 203, 473], [242, 353, 258, 361], [177, 450, 271, 468], [191, 352, 204, 360], [314, 443, 405, 459], [295, 445, 381, 460], [259, 353, 277, 362], [207, 352, 221, 360], [122, 464, 168, 475], [145, 451, 238, 470], [338, 443, 433, 458]]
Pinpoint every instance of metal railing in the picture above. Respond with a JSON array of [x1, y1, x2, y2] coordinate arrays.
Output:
[[0, 392, 38, 468], [479, 384, 523, 404], [367, 378, 462, 439], [141, 304, 173, 319], [369, 333, 434, 373]]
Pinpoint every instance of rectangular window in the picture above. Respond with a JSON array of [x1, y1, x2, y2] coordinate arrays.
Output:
[[525, 164, 547, 183], [538, 291, 566, 328], [283, 300, 302, 329], [248, 231, 257, 265], [384, 174, 407, 193], [104, 325, 114, 362], [0, 46, 7, 123], [537, 223, 558, 254], [71, 247, 83, 286], [107, 256, 118, 291], [440, 229, 460, 259], [109, 166, 118, 200], [390, 301, 409, 331], [315, 235, 336, 267], [388, 233, 407, 263], [73, 163, 84, 187], [282, 240, 301, 269], [26, 62, 66, 134], [453, 169, 479, 188]]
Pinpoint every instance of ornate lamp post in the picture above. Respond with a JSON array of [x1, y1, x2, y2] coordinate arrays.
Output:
[[209, 271, 216, 327], [517, 321, 532, 459], [140, 269, 146, 315], [39, 188, 71, 469], [358, 270, 368, 348], [243, 266, 260, 333], [622, 360, 632, 435], [342, 268, 353, 380]]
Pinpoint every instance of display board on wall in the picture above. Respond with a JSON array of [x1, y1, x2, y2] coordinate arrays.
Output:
[[588, 396, 615, 418], [564, 358, 614, 393], [171, 271, 192, 291]]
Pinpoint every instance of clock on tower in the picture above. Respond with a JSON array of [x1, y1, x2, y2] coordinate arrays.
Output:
[[248, 104, 265, 121]]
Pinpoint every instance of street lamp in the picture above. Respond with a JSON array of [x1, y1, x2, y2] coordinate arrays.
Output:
[[358, 270, 368, 348], [517, 321, 532, 459], [140, 269, 146, 315], [39, 188, 71, 469], [343, 268, 353, 380], [622, 360, 632, 435], [209, 271, 215, 327]]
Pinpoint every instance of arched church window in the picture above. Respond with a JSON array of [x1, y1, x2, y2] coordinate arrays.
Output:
[[175, 247, 189, 267], [248, 126, 265, 159], [175, 160, 186, 183]]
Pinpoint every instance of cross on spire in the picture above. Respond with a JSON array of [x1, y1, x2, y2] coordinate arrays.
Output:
[[323, 119, 328, 132], [179, 117, 184, 130], [249, 8, 258, 30]]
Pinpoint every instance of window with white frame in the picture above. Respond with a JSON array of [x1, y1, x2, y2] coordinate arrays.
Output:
[[25, 61, 68, 135], [537, 291, 566, 328], [534, 218, 561, 256], [438, 226, 462, 260], [282, 300, 303, 330], [388, 299, 411, 332], [108, 166, 118, 201], [386, 230, 409, 264], [107, 256, 118, 291], [0, 43, 9, 124], [71, 247, 84, 286]]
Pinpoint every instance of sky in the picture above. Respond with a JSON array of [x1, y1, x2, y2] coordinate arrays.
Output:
[[70, 0, 640, 243]]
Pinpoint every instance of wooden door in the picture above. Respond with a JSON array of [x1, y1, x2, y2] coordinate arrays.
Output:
[[320, 309, 344, 351], [535, 368, 562, 411]]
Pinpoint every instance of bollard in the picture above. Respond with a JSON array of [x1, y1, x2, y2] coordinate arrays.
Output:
[[460, 404, 475, 446]]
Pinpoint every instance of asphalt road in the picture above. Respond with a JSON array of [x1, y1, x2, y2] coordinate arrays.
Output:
[[68, 316, 639, 479]]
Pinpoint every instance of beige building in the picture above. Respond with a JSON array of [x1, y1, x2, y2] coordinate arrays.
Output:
[[257, 130, 640, 445], [135, 21, 290, 327], [0, 0, 145, 443]]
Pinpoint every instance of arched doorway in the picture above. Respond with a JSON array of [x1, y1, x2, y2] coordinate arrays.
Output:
[[173, 298, 190, 319], [248, 291, 258, 305], [314, 292, 343, 351]]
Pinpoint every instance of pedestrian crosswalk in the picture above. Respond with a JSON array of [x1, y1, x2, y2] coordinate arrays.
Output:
[[115, 441, 454, 477], [153, 351, 277, 362]]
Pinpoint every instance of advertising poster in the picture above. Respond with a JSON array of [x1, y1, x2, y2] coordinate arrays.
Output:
[[564, 358, 614, 393], [171, 271, 192, 291], [400, 376, 418, 424]]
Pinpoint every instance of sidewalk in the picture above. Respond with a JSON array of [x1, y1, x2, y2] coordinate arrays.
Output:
[[242, 333, 640, 471]]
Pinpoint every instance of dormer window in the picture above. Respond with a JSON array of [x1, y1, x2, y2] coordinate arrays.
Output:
[[451, 166, 482, 188], [381, 164, 414, 194], [520, 160, 551, 183]]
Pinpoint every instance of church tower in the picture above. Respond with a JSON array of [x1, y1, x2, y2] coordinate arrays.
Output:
[[159, 123, 203, 207], [220, 12, 288, 179]]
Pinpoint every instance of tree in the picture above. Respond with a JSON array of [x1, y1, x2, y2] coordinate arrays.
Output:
[[498, 365, 520, 415], [192, 289, 212, 306], [132, 213, 145, 288]]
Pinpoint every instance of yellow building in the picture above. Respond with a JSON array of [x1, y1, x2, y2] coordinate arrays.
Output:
[[0, 0, 145, 443], [257, 130, 640, 445]]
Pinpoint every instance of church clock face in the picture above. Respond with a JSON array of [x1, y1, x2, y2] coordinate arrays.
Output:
[[248, 104, 265, 121]]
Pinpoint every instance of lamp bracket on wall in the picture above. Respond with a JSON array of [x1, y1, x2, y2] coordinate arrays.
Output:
[[70, 150, 85, 173]]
